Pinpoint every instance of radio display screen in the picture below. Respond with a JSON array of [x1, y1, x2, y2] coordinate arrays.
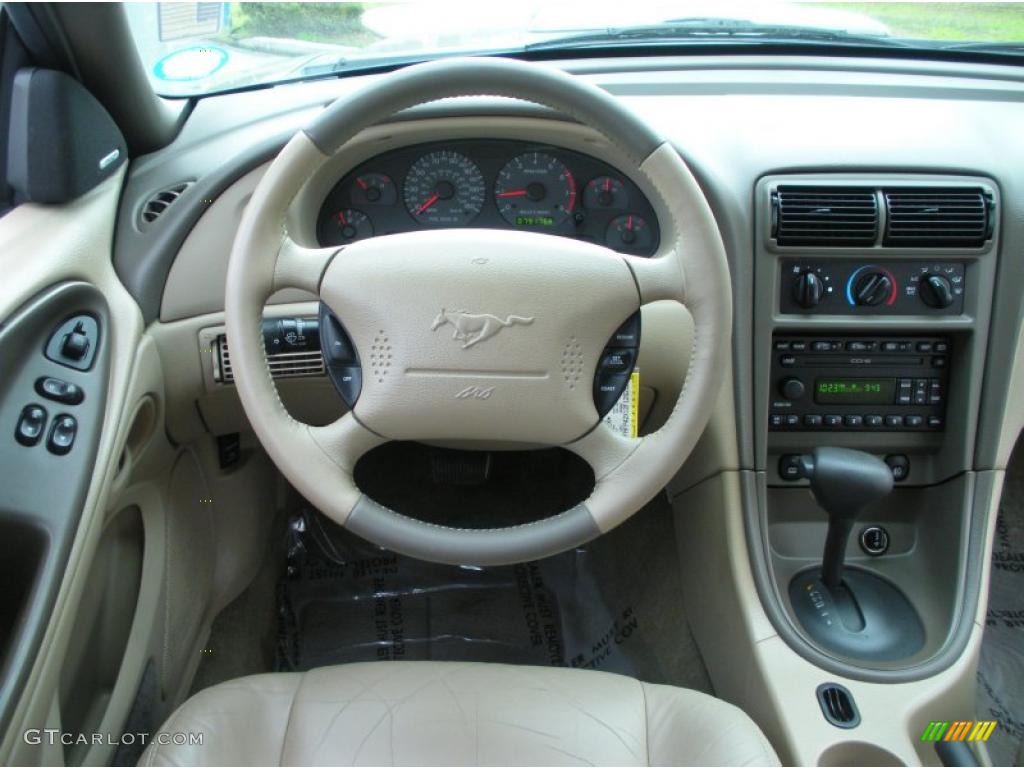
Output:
[[814, 378, 895, 404]]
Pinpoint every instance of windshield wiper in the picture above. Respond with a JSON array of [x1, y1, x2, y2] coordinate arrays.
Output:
[[525, 18, 916, 51]]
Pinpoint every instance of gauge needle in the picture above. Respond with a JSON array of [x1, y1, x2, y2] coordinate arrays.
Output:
[[496, 189, 528, 198], [416, 194, 440, 215], [604, 178, 612, 192], [336, 211, 348, 225], [627, 215, 634, 230], [355, 178, 369, 190]]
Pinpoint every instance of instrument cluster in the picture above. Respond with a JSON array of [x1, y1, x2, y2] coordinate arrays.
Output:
[[315, 139, 660, 256]]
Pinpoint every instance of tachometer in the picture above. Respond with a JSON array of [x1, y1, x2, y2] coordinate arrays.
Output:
[[494, 152, 577, 228], [404, 150, 485, 226]]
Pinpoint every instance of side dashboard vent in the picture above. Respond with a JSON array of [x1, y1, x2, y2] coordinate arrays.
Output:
[[139, 181, 193, 227], [772, 186, 878, 247], [215, 334, 325, 384], [883, 187, 992, 247]]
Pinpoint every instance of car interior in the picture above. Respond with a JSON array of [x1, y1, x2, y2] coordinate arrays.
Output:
[[0, 2, 1023, 766]]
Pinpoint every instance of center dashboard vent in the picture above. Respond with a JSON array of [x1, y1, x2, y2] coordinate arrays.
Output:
[[772, 186, 879, 247], [883, 187, 993, 247]]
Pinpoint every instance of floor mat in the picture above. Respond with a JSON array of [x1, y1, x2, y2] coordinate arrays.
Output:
[[978, 439, 1024, 766], [274, 492, 711, 691]]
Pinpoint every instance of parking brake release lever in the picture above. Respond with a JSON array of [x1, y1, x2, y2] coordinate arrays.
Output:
[[799, 447, 893, 591]]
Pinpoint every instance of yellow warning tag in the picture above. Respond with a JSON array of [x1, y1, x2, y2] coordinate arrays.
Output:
[[603, 369, 640, 438]]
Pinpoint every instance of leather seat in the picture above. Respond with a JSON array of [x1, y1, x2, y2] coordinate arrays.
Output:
[[141, 662, 778, 766]]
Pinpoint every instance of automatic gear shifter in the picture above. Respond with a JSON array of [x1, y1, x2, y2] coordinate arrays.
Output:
[[789, 447, 925, 662]]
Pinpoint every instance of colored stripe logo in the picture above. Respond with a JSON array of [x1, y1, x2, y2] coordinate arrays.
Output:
[[921, 721, 997, 742]]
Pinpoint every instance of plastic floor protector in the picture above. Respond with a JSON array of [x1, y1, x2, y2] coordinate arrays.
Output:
[[274, 494, 710, 691], [977, 439, 1024, 766]]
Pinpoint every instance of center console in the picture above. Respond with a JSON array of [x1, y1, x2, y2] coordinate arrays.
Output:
[[749, 174, 999, 679]]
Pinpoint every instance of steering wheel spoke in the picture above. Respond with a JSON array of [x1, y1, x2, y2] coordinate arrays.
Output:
[[566, 423, 641, 481], [624, 249, 687, 305], [273, 235, 340, 294], [308, 412, 385, 475]]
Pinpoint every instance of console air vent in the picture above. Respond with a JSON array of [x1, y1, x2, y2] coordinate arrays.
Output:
[[215, 334, 324, 384], [139, 181, 193, 227], [883, 188, 992, 247], [772, 187, 878, 247]]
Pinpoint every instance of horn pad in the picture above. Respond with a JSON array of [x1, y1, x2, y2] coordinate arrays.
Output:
[[319, 229, 639, 444]]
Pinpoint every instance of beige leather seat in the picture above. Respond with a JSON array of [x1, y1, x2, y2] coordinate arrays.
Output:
[[141, 662, 778, 766]]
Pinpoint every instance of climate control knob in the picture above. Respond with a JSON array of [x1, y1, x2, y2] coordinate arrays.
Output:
[[919, 274, 954, 309], [852, 270, 894, 307], [792, 271, 824, 309]]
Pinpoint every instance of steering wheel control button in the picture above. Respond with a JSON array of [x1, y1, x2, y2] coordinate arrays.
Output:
[[46, 414, 77, 455], [318, 309, 357, 366], [15, 404, 48, 447], [601, 349, 634, 374], [779, 454, 804, 481], [45, 314, 99, 370], [35, 376, 84, 405], [334, 367, 362, 407], [595, 373, 630, 417], [860, 525, 891, 556], [885, 454, 910, 482], [610, 313, 641, 347]]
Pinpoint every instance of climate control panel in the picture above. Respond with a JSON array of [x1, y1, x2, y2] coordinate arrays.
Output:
[[780, 260, 965, 315]]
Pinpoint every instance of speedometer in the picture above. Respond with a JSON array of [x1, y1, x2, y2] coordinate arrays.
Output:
[[404, 150, 485, 226], [494, 152, 577, 228]]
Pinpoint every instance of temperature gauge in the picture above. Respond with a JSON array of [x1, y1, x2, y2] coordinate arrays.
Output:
[[324, 209, 373, 245], [606, 214, 653, 251], [584, 176, 629, 209], [351, 173, 396, 206]]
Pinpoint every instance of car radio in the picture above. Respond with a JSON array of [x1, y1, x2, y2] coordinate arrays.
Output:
[[769, 335, 949, 431]]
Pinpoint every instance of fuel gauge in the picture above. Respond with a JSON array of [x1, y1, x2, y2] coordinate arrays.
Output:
[[606, 214, 653, 251], [351, 173, 396, 206], [324, 209, 373, 245], [585, 176, 629, 210]]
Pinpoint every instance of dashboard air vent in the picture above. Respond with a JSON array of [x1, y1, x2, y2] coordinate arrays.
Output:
[[772, 187, 879, 247], [139, 182, 193, 227], [816, 683, 860, 729], [215, 334, 325, 384], [883, 188, 992, 247]]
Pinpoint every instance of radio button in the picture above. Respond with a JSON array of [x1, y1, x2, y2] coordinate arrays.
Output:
[[785, 414, 800, 427], [846, 341, 875, 352], [865, 415, 883, 428], [844, 415, 864, 428], [882, 341, 900, 352], [928, 415, 943, 429], [934, 341, 949, 353], [824, 415, 843, 428], [774, 340, 791, 350], [770, 414, 785, 428], [885, 415, 904, 428], [812, 341, 834, 352], [804, 414, 823, 428], [916, 341, 934, 352], [905, 415, 924, 428], [932, 356, 948, 368], [780, 354, 796, 367], [790, 341, 807, 351]]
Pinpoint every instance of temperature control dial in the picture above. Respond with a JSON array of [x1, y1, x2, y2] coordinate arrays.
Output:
[[850, 268, 897, 307]]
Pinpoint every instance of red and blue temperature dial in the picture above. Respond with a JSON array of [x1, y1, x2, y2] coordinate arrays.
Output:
[[846, 266, 898, 307]]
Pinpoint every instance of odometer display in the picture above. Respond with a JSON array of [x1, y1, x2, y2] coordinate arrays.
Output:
[[403, 150, 485, 226], [814, 378, 895, 404]]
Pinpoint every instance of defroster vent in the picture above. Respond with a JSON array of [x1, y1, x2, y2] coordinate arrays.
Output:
[[883, 187, 993, 247], [772, 187, 879, 247]]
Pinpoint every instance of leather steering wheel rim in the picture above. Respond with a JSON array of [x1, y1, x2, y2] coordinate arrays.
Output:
[[225, 57, 732, 566]]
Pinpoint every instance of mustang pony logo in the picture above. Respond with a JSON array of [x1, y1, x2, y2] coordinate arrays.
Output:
[[431, 308, 534, 349]]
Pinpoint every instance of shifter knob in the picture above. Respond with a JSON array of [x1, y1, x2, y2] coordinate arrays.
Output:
[[799, 447, 893, 590]]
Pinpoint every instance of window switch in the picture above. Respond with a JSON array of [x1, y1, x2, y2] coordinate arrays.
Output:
[[15, 404, 48, 446], [61, 321, 90, 360], [35, 376, 84, 405], [47, 414, 77, 455]]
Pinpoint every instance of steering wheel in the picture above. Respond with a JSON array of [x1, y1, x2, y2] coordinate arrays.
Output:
[[225, 57, 731, 566]]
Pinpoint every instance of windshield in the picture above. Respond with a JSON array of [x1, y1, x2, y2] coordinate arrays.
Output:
[[126, 2, 1024, 97]]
